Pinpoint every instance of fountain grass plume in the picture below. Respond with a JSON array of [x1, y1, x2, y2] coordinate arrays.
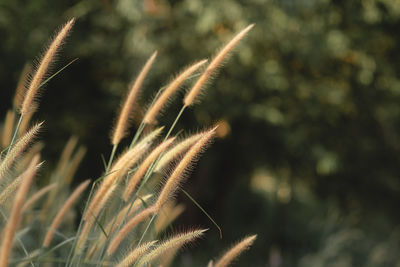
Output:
[[84, 127, 163, 221], [0, 155, 40, 267], [0, 20, 256, 267], [155, 201, 185, 234], [135, 229, 206, 267], [0, 173, 23, 207], [20, 19, 75, 115], [184, 24, 254, 107], [112, 51, 158, 146], [86, 194, 153, 259], [155, 126, 217, 210], [123, 137, 175, 201], [76, 183, 118, 253], [143, 59, 207, 125], [13, 64, 31, 110], [43, 180, 90, 247], [154, 132, 202, 173], [107, 205, 157, 255], [213, 235, 257, 267], [115, 240, 158, 267], [1, 111, 14, 149], [64, 146, 86, 184], [83, 139, 149, 221], [0, 122, 42, 183], [22, 183, 57, 212]]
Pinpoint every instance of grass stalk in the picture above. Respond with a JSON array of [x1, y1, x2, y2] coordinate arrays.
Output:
[[182, 189, 222, 239], [6, 115, 23, 155], [105, 144, 118, 173]]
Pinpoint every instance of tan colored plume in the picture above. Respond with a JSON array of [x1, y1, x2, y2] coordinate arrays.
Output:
[[64, 146, 86, 184], [18, 108, 36, 136], [1, 110, 15, 148], [0, 155, 41, 267], [13, 64, 32, 110], [43, 180, 90, 247], [143, 59, 207, 124], [115, 240, 158, 267], [123, 137, 175, 201], [155, 126, 217, 210], [76, 183, 117, 253], [155, 201, 185, 234], [20, 19, 75, 115], [0, 173, 23, 207], [0, 122, 42, 183], [213, 235, 257, 267], [83, 131, 154, 221], [107, 205, 156, 255], [136, 229, 206, 267], [154, 132, 202, 173], [184, 24, 254, 106], [112, 51, 158, 145], [86, 194, 153, 259], [22, 183, 57, 212]]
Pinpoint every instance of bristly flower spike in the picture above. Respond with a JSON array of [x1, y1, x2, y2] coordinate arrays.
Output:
[[184, 24, 254, 107], [111, 51, 157, 145], [155, 126, 217, 210], [20, 19, 75, 115], [213, 235, 257, 267], [143, 59, 207, 125]]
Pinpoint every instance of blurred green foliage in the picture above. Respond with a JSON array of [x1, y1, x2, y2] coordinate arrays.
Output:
[[1, 0, 400, 266]]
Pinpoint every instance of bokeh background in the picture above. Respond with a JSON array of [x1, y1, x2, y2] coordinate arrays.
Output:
[[1, 0, 400, 266]]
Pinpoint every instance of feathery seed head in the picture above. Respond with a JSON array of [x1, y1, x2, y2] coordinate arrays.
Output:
[[1, 110, 15, 149], [84, 127, 162, 221], [213, 235, 257, 267], [43, 180, 90, 247], [77, 183, 117, 252], [155, 132, 203, 173], [143, 59, 207, 124], [0, 155, 40, 267], [0, 122, 43, 183], [115, 240, 158, 267], [155, 126, 217, 210], [183, 24, 254, 107], [86, 194, 154, 259], [20, 19, 75, 115], [136, 229, 206, 267], [22, 183, 57, 212], [112, 51, 158, 145], [0, 174, 23, 207], [13, 64, 32, 110], [107, 205, 156, 255], [123, 137, 175, 201], [155, 201, 185, 234]]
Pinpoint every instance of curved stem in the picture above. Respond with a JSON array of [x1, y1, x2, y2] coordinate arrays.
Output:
[[6, 115, 23, 155]]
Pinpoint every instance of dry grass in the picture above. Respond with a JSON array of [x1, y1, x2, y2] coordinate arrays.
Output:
[[0, 19, 255, 267]]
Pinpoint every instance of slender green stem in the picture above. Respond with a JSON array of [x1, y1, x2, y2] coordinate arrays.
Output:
[[38, 58, 79, 89], [105, 144, 118, 173], [165, 106, 186, 140], [132, 105, 187, 198], [121, 105, 188, 250], [129, 123, 145, 149], [136, 213, 157, 248], [65, 170, 117, 267], [6, 114, 23, 155], [37, 237, 75, 262], [182, 189, 222, 239], [65, 181, 97, 267]]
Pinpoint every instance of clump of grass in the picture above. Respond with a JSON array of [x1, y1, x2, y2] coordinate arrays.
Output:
[[0, 19, 255, 266]]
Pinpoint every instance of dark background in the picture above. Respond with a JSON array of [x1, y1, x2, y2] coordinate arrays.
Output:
[[1, 0, 400, 266]]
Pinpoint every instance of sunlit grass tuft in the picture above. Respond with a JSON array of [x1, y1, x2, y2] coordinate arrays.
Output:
[[0, 19, 255, 267]]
